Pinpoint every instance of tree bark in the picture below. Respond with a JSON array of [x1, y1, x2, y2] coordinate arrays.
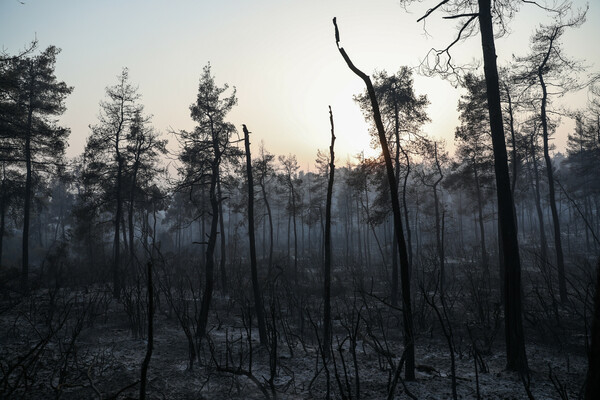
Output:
[[477, 0, 528, 373]]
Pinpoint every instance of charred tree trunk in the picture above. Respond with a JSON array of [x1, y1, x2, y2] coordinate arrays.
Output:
[[538, 69, 567, 303], [323, 106, 336, 356], [334, 18, 415, 380], [243, 125, 268, 346], [477, 0, 528, 373]]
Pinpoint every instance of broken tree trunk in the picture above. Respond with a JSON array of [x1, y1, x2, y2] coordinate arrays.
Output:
[[243, 124, 268, 346], [333, 17, 415, 380], [323, 106, 336, 356]]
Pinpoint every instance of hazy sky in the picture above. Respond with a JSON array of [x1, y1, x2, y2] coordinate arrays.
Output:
[[1, 0, 598, 169]]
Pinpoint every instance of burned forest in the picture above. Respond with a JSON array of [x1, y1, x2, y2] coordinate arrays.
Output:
[[1, 0, 600, 398]]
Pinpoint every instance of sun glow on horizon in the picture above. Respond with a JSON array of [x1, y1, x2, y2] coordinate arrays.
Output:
[[1, 0, 598, 171]]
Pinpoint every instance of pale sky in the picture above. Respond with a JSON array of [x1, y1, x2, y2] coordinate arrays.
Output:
[[1, 0, 598, 169]]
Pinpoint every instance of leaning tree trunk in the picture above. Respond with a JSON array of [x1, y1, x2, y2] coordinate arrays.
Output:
[[334, 18, 415, 380], [478, 0, 528, 373], [243, 125, 268, 346], [323, 106, 336, 356]]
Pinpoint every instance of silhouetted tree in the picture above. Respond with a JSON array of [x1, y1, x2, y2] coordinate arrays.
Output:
[[400, 0, 531, 373], [0, 46, 72, 293], [278, 154, 301, 275], [514, 12, 586, 302], [85, 68, 143, 298], [176, 63, 237, 339]]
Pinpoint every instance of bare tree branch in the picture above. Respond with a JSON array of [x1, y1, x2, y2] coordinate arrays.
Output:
[[417, 0, 451, 22], [443, 13, 479, 19]]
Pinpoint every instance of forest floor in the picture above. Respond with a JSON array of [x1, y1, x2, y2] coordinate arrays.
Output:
[[0, 284, 589, 399]]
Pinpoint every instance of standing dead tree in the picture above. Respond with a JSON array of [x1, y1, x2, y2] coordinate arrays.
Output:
[[401, 0, 531, 373], [243, 124, 268, 346], [333, 17, 415, 380], [323, 106, 336, 356]]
